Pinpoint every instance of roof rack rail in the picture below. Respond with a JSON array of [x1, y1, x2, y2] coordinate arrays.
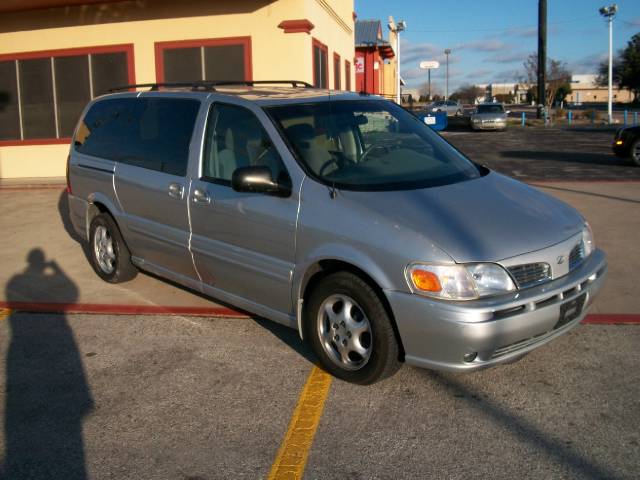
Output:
[[109, 80, 313, 93]]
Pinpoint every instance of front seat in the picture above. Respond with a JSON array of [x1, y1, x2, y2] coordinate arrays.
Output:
[[284, 123, 333, 175]]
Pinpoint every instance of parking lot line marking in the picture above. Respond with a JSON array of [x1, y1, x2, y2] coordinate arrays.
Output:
[[0, 301, 247, 318], [267, 365, 333, 480]]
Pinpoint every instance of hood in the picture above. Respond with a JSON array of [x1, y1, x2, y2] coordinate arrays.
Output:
[[343, 172, 583, 263]]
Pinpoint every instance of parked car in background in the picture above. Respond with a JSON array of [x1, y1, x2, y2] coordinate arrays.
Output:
[[471, 103, 509, 131], [67, 82, 607, 384], [429, 100, 463, 116], [612, 125, 640, 166]]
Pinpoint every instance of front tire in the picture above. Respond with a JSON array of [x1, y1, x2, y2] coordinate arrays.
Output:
[[89, 213, 137, 283], [629, 138, 640, 166], [305, 272, 400, 384]]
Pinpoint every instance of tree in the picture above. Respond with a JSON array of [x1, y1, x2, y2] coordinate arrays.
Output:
[[597, 32, 640, 102], [494, 93, 515, 104], [523, 53, 571, 108], [450, 84, 485, 104]]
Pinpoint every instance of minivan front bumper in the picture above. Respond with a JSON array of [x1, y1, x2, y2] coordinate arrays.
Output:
[[385, 248, 607, 372]]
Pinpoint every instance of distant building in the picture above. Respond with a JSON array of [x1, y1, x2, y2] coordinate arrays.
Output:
[[354, 19, 396, 98], [566, 74, 634, 104]]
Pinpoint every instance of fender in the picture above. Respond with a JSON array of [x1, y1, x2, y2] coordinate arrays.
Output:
[[292, 243, 397, 339]]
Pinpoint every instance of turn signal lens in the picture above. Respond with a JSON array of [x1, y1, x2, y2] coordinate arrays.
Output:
[[615, 140, 623, 145], [406, 263, 515, 300], [411, 269, 442, 292]]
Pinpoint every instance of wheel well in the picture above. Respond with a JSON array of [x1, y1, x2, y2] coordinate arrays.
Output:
[[301, 260, 406, 361]]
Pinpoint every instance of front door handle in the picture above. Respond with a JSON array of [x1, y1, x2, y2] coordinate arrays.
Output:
[[168, 183, 184, 199], [191, 188, 211, 205]]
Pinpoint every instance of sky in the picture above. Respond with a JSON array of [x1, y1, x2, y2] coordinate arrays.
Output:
[[354, 0, 640, 96]]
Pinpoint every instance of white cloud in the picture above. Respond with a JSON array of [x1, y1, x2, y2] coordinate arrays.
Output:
[[455, 38, 508, 52], [485, 51, 528, 64]]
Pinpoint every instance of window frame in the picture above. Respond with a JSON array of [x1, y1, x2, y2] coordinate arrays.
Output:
[[345, 60, 351, 91], [200, 101, 289, 190], [0, 44, 135, 147], [333, 52, 341, 90], [154, 37, 253, 84], [311, 38, 329, 89]]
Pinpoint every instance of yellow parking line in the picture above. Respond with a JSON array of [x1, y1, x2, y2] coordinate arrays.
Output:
[[0, 308, 11, 320], [267, 365, 333, 480]]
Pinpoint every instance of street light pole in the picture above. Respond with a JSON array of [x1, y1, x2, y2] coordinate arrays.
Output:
[[444, 49, 451, 99], [388, 18, 406, 105], [600, 4, 618, 124]]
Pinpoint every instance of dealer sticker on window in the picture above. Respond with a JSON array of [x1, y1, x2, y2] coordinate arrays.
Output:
[[423, 116, 436, 125]]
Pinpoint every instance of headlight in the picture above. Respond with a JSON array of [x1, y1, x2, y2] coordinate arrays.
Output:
[[582, 223, 595, 257], [406, 263, 516, 301]]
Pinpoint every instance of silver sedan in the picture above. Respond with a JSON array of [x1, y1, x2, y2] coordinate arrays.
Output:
[[471, 103, 509, 131]]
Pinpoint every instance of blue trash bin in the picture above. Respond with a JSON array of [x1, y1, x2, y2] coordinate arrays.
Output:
[[417, 111, 448, 131]]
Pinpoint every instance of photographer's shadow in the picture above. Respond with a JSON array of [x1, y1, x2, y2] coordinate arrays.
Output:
[[3, 249, 93, 479]]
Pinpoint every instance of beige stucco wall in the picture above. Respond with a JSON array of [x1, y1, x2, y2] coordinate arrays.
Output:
[[0, 0, 355, 178], [566, 87, 634, 103]]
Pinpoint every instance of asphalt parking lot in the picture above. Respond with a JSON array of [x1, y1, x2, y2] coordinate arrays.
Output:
[[1, 126, 639, 479], [442, 126, 640, 181]]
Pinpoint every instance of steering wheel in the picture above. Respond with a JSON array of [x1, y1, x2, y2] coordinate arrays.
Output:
[[318, 151, 355, 176], [360, 143, 392, 163]]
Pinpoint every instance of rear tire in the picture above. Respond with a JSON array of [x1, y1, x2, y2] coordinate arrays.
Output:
[[305, 271, 400, 384], [89, 213, 137, 283]]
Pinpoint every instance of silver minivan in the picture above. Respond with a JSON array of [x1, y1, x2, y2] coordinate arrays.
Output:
[[67, 82, 607, 384]]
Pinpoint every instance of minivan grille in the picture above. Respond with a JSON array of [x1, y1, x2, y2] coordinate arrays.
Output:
[[569, 242, 585, 270], [507, 263, 551, 289]]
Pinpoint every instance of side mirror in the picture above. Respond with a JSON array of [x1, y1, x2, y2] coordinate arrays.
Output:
[[231, 166, 291, 197]]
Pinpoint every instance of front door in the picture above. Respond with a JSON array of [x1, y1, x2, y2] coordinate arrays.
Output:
[[188, 102, 297, 317]]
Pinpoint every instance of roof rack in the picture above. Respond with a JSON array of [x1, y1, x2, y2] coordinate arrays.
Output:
[[109, 80, 313, 93]]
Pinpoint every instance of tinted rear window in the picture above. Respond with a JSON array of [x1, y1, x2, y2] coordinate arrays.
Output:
[[75, 97, 200, 176]]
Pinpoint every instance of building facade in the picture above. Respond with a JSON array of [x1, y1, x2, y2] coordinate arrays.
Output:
[[354, 19, 396, 98], [0, 0, 355, 178], [566, 74, 634, 104]]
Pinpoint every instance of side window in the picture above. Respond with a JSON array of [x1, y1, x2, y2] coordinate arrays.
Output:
[[202, 103, 288, 185], [75, 97, 200, 176], [75, 98, 135, 160]]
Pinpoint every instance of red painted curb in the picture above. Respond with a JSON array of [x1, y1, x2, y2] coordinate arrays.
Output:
[[1, 302, 638, 324], [0, 301, 248, 318], [582, 314, 640, 324]]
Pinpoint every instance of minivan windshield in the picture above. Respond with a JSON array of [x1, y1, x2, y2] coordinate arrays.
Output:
[[266, 99, 484, 191]]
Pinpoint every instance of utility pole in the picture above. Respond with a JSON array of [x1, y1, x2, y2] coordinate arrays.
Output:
[[444, 49, 451, 100], [537, 0, 546, 119], [600, 4, 618, 124]]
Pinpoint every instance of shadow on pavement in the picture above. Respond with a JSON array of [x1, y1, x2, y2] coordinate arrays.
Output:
[[531, 183, 640, 205], [58, 190, 93, 267], [252, 317, 316, 364], [424, 370, 621, 480], [2, 249, 93, 479]]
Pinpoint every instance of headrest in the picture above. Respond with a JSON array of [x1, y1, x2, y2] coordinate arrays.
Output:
[[285, 123, 315, 143]]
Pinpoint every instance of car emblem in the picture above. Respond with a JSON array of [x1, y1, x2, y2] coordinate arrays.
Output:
[[557, 255, 565, 265]]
